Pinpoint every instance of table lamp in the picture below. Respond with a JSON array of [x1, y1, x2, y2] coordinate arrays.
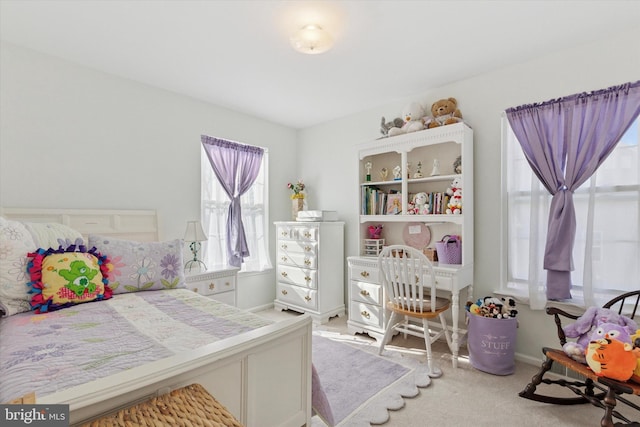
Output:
[[184, 220, 207, 273]]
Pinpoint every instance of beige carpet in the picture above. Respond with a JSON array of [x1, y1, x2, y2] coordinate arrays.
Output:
[[258, 308, 640, 427]]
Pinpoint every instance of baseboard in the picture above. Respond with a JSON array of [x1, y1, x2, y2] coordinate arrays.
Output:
[[514, 351, 585, 379], [246, 302, 274, 313]]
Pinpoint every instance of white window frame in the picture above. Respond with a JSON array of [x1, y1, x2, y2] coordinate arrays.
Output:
[[500, 114, 639, 308], [200, 146, 272, 273]]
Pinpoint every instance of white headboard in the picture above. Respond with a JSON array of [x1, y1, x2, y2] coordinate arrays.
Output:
[[0, 208, 159, 242]]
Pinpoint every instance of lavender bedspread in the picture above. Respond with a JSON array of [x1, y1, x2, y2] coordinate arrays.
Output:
[[0, 289, 273, 403]]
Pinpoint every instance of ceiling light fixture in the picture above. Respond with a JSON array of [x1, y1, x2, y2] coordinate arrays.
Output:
[[290, 24, 333, 55]]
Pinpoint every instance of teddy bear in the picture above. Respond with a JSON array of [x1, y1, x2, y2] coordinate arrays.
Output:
[[445, 177, 462, 215], [425, 98, 463, 129], [412, 192, 429, 215], [562, 307, 638, 364], [387, 102, 426, 137]]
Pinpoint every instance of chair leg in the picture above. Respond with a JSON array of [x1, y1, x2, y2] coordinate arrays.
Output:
[[423, 318, 442, 378], [437, 312, 454, 366], [378, 311, 399, 355]]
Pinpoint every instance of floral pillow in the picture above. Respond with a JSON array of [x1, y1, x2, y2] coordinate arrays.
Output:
[[87, 235, 186, 294], [27, 246, 112, 313], [0, 217, 37, 316]]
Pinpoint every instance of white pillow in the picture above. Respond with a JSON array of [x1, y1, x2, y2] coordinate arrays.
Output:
[[0, 217, 37, 316], [23, 222, 83, 249]]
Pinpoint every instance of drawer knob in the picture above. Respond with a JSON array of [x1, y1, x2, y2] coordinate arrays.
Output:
[[360, 271, 370, 278], [304, 231, 311, 238], [360, 290, 370, 297], [305, 276, 311, 282], [281, 231, 288, 237], [281, 289, 288, 295], [225, 281, 230, 287], [193, 288, 198, 293], [281, 256, 288, 262], [304, 246, 311, 252], [281, 244, 288, 250], [304, 258, 311, 266], [281, 271, 288, 278], [209, 283, 215, 290], [361, 310, 370, 319], [304, 296, 311, 302]]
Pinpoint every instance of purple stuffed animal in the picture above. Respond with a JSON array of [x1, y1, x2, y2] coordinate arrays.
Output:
[[562, 307, 638, 364]]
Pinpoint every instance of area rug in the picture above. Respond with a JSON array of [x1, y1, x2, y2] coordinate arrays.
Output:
[[311, 331, 432, 427]]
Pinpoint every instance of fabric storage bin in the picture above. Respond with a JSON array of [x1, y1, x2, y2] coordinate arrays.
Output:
[[466, 313, 517, 375], [435, 235, 461, 264]]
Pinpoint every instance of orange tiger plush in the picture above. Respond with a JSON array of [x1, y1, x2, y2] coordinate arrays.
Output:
[[586, 337, 637, 381]]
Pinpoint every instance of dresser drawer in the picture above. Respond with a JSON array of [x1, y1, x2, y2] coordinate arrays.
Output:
[[276, 225, 318, 242], [293, 225, 318, 242], [276, 283, 318, 310], [350, 301, 384, 329], [278, 239, 317, 256], [186, 271, 237, 297], [348, 264, 379, 284], [277, 265, 317, 289], [424, 274, 453, 291], [351, 280, 382, 305], [277, 250, 317, 269]]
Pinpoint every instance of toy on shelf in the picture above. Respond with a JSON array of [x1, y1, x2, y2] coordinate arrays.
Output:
[[387, 102, 426, 137], [425, 98, 463, 129]]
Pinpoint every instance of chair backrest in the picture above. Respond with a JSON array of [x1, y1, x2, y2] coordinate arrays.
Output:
[[378, 245, 437, 314], [603, 290, 640, 320]]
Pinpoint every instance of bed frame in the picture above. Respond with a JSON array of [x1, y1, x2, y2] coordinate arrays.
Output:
[[0, 207, 313, 427]]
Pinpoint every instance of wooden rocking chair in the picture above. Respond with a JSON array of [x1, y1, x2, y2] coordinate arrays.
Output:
[[519, 290, 640, 427]]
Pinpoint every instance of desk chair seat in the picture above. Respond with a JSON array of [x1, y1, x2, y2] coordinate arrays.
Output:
[[377, 245, 453, 377]]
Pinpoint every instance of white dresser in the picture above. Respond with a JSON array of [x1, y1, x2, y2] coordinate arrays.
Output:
[[274, 221, 345, 324], [185, 267, 239, 307]]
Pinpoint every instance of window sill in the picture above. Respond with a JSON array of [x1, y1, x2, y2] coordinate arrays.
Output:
[[493, 289, 587, 317]]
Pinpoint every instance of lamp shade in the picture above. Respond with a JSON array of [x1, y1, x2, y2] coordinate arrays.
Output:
[[290, 24, 333, 54], [184, 221, 207, 242]]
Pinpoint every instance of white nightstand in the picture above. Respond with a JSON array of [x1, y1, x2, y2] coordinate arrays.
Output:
[[185, 267, 239, 307]]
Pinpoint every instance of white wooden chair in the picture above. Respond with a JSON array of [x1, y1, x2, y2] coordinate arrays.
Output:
[[377, 245, 452, 377]]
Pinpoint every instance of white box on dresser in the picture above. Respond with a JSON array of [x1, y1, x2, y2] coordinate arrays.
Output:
[[185, 267, 239, 307], [274, 221, 345, 324]]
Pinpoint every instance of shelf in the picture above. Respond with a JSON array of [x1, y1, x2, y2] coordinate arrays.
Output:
[[360, 214, 464, 225], [361, 173, 459, 187]]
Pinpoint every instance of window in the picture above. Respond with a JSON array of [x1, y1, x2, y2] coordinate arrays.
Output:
[[201, 146, 272, 273], [501, 115, 639, 306]]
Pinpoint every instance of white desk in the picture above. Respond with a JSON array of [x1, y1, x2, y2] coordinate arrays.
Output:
[[347, 256, 473, 368]]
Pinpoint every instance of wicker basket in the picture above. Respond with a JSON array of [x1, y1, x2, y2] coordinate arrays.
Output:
[[83, 383, 243, 427]]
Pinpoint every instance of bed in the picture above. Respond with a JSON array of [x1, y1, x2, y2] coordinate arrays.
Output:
[[0, 208, 312, 427]]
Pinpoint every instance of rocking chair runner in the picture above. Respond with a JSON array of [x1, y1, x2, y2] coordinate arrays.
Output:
[[520, 290, 640, 427]]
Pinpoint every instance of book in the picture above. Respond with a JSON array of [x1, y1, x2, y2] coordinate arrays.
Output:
[[386, 193, 402, 215]]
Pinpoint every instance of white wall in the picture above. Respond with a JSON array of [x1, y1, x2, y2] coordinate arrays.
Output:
[[0, 41, 298, 309], [297, 28, 640, 363]]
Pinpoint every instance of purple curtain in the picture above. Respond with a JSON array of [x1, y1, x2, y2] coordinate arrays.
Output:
[[506, 81, 640, 300], [201, 135, 264, 267]]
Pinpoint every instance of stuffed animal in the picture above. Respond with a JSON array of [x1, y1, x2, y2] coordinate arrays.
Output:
[[562, 307, 638, 364], [380, 116, 404, 137], [388, 102, 426, 136], [445, 177, 462, 215], [412, 192, 429, 215], [585, 323, 637, 381], [631, 329, 640, 382], [501, 297, 518, 318], [425, 98, 463, 129]]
